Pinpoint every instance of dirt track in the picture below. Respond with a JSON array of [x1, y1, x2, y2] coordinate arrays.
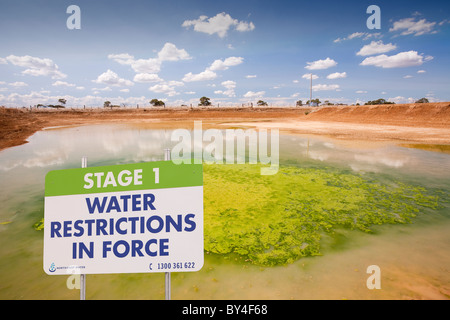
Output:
[[1, 102, 449, 151]]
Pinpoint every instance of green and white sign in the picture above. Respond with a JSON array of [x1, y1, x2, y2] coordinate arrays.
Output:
[[44, 161, 203, 275]]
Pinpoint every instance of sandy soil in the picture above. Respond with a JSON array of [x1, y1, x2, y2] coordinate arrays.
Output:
[[1, 102, 449, 151], [225, 119, 450, 145]]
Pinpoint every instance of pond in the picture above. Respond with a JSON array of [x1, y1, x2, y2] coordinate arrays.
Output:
[[0, 123, 449, 299]]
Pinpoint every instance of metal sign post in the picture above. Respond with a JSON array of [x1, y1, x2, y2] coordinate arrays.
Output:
[[80, 156, 88, 300], [164, 148, 171, 300]]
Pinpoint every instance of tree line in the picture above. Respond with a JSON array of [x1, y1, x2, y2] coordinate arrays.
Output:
[[34, 96, 432, 109], [295, 97, 430, 107]]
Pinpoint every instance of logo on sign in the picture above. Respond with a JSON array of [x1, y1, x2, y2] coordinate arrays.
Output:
[[49, 263, 56, 273]]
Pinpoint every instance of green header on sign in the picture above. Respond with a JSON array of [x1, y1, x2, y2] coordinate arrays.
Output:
[[45, 161, 203, 197]]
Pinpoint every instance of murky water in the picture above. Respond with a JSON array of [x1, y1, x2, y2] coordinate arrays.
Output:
[[0, 124, 449, 299]]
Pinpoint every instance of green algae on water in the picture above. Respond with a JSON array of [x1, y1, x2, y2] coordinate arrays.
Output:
[[32, 163, 445, 267], [33, 218, 44, 231], [203, 164, 444, 266]]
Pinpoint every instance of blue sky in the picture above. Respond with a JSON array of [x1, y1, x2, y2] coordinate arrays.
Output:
[[0, 0, 449, 107]]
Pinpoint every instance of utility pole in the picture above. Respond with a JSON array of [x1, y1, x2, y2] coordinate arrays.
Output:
[[310, 73, 312, 106]]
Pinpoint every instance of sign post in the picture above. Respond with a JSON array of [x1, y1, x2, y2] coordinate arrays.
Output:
[[80, 156, 87, 301], [43, 157, 203, 299], [164, 149, 171, 300]]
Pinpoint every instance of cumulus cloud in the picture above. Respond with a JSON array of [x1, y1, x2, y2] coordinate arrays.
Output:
[[148, 81, 184, 97], [1, 91, 65, 107], [5, 55, 67, 79], [334, 32, 382, 43], [389, 17, 437, 36], [182, 69, 217, 82], [388, 96, 415, 104], [148, 84, 177, 96], [235, 20, 255, 32], [302, 73, 319, 80], [108, 53, 135, 65], [312, 84, 340, 91], [133, 73, 162, 83], [128, 58, 162, 74], [92, 87, 112, 93], [209, 57, 243, 71], [346, 32, 365, 40], [243, 91, 265, 98], [108, 43, 190, 74], [157, 42, 191, 62], [305, 57, 337, 70], [0, 91, 156, 108], [357, 40, 397, 56], [182, 12, 255, 38], [52, 81, 75, 87], [326, 72, 347, 79], [360, 51, 430, 68], [214, 80, 236, 97], [9, 81, 28, 87], [93, 69, 134, 87], [183, 56, 243, 82]]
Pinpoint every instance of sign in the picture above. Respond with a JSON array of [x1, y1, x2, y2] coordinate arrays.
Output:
[[43, 161, 203, 275]]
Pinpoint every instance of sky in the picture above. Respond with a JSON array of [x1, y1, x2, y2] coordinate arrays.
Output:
[[0, 0, 449, 107]]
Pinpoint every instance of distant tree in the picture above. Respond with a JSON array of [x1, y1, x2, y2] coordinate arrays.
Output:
[[150, 99, 166, 108], [306, 99, 321, 106], [296, 100, 303, 107], [364, 98, 395, 105], [104, 101, 112, 108], [257, 100, 268, 106], [199, 96, 211, 106], [415, 97, 429, 104]]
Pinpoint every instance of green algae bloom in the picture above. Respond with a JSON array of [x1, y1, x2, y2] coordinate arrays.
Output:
[[33, 218, 44, 231], [33, 163, 445, 267], [203, 164, 443, 266]]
